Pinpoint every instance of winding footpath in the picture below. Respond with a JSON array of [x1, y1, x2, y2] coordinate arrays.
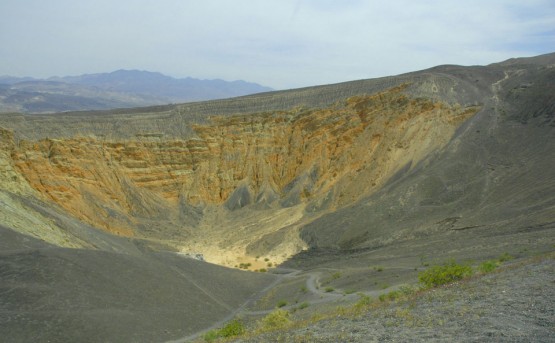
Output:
[[166, 267, 358, 343]]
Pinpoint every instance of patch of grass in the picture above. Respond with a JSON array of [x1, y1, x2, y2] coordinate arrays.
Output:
[[331, 272, 342, 280], [258, 268, 267, 273], [203, 330, 219, 342], [418, 260, 473, 288], [299, 286, 307, 293], [478, 260, 499, 273], [353, 294, 373, 312], [297, 302, 309, 310], [498, 252, 514, 262], [343, 289, 356, 295], [258, 309, 291, 331], [276, 300, 288, 308], [264, 257, 270, 262], [398, 284, 416, 296], [324, 286, 334, 293], [379, 290, 401, 302], [374, 266, 384, 272], [394, 308, 414, 321], [203, 319, 245, 342]]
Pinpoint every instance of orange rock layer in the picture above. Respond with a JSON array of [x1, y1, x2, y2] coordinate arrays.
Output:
[[9, 86, 479, 237]]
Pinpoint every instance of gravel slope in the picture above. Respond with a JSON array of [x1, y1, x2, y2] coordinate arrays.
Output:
[[233, 255, 555, 342]]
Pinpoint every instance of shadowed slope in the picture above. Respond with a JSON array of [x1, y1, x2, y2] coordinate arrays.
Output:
[[0, 225, 275, 343]]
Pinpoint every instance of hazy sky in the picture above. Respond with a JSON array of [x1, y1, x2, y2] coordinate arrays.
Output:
[[1, 0, 554, 89]]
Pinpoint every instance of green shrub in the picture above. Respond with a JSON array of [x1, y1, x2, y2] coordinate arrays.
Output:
[[331, 272, 342, 279], [203, 330, 219, 342], [276, 300, 287, 308], [478, 260, 499, 273], [418, 260, 473, 288], [219, 319, 245, 337], [259, 309, 291, 331], [325, 287, 334, 292], [204, 319, 245, 341]]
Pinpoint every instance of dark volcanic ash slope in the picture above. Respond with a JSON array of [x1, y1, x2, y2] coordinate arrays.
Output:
[[298, 55, 555, 256], [0, 224, 276, 343]]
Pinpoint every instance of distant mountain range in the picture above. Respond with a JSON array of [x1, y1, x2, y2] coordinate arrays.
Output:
[[0, 70, 273, 113]]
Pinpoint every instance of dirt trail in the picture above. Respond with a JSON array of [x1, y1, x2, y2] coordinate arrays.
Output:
[[167, 267, 368, 342], [167, 269, 298, 343]]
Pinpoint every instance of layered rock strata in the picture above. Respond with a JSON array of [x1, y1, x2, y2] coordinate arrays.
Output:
[[3, 86, 479, 264]]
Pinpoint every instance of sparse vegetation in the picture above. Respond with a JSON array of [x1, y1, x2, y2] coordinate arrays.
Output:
[[291, 302, 310, 313], [478, 260, 499, 273], [276, 300, 288, 308], [203, 319, 245, 342], [498, 252, 514, 262], [379, 290, 402, 302], [325, 286, 334, 292], [259, 309, 291, 331], [353, 294, 373, 313], [398, 284, 416, 296], [420, 255, 430, 267], [418, 260, 473, 288], [223, 254, 554, 342], [297, 302, 309, 310]]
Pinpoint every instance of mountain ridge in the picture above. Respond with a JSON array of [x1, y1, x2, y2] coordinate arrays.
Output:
[[0, 70, 273, 113]]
